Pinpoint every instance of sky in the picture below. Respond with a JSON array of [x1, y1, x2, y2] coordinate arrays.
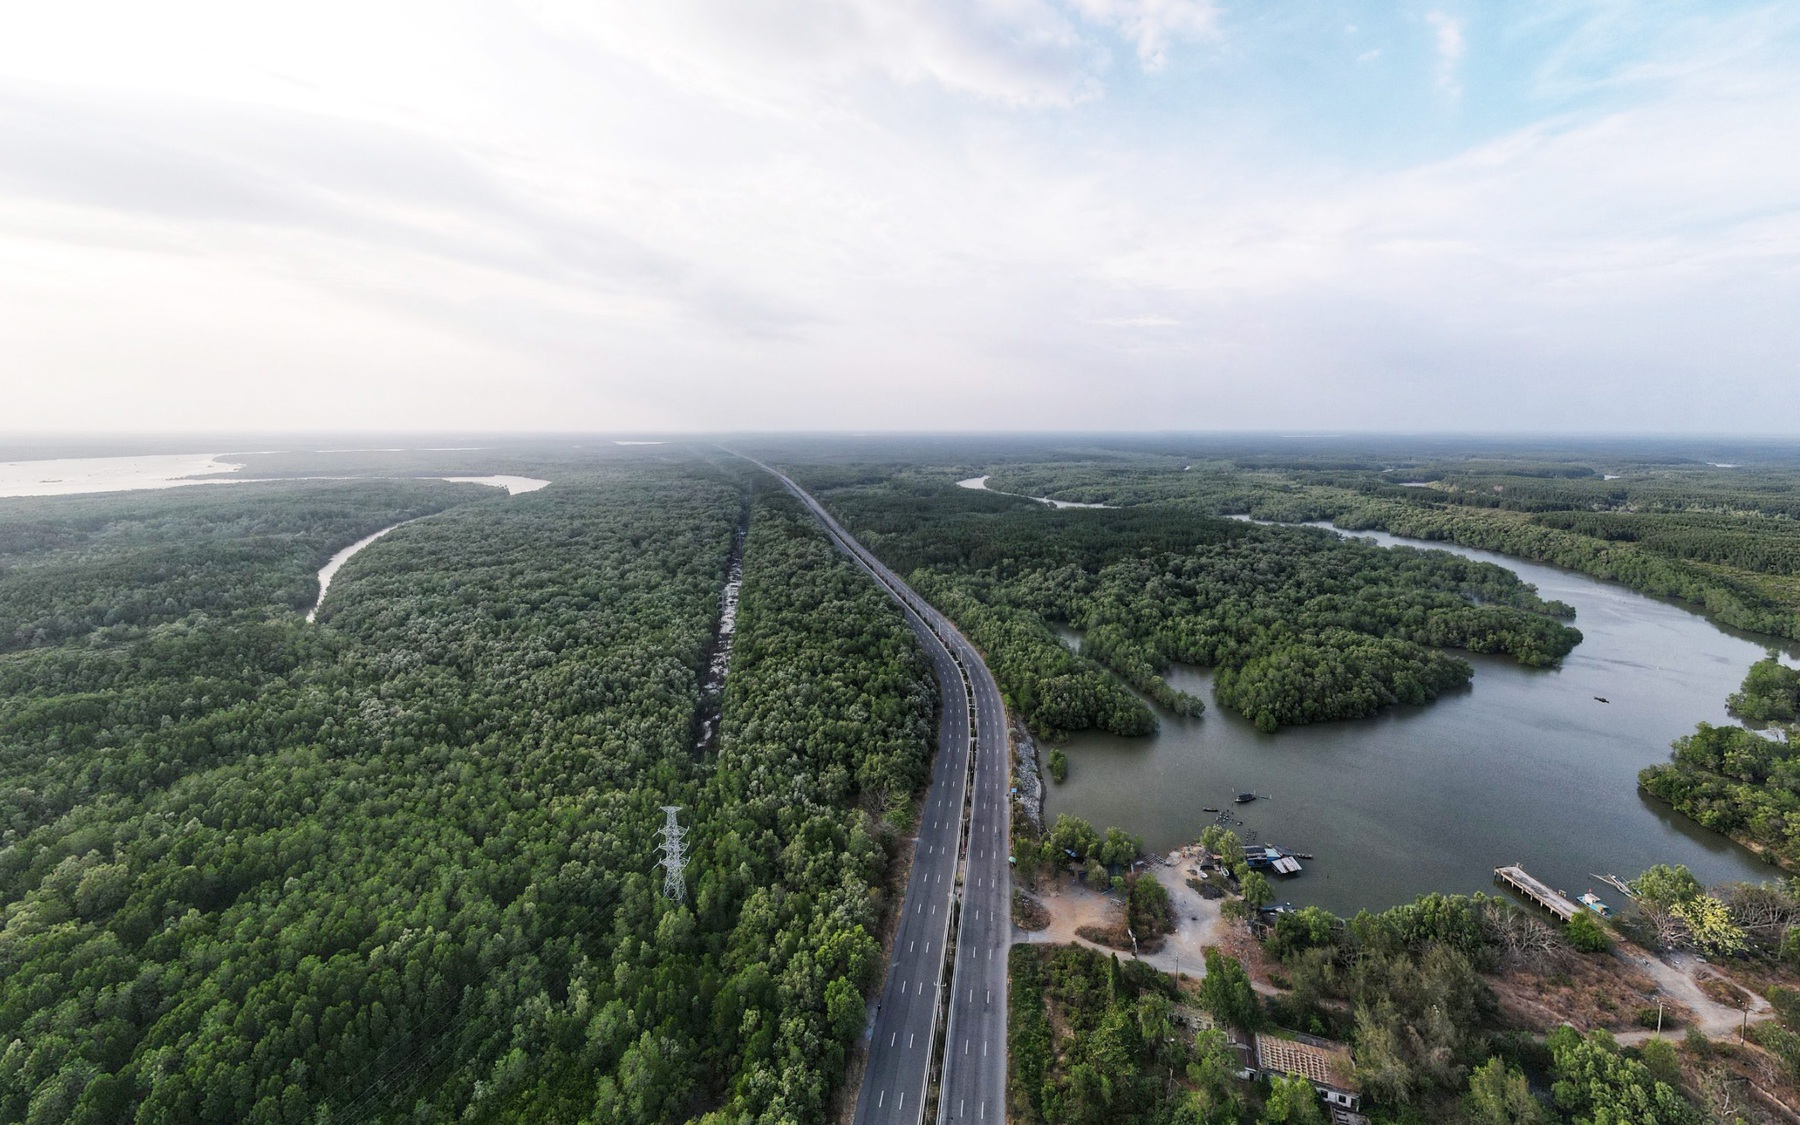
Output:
[[1, 1, 1797, 434]]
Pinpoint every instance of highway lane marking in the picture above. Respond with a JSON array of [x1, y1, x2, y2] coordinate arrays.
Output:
[[878, 1091, 884, 1108], [908, 1033, 915, 1048]]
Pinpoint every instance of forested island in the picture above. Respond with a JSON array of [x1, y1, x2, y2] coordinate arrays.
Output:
[[1640, 657, 1800, 870]]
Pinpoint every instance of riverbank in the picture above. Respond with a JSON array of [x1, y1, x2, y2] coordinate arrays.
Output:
[[1023, 864, 1778, 1049], [1047, 521, 1785, 914]]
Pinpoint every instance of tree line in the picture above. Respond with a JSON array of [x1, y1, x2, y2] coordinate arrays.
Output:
[[982, 453, 1800, 642]]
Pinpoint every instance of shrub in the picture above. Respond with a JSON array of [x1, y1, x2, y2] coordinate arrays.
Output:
[[1565, 911, 1611, 953]]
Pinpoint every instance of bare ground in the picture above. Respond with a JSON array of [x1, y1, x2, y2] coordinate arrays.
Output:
[[1613, 947, 1775, 1046], [1016, 861, 1238, 983]]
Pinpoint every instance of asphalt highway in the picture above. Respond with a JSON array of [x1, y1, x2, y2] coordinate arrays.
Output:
[[750, 462, 1011, 1125]]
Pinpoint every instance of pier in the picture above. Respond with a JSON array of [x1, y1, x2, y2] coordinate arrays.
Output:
[[1493, 865, 1579, 922]]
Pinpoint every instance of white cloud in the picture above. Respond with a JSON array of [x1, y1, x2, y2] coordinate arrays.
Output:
[[1426, 10, 1465, 97], [0, 1, 1796, 433], [1089, 314, 1182, 327], [1066, 0, 1220, 70]]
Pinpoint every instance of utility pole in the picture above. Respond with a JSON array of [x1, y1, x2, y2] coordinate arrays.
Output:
[[658, 806, 688, 905]]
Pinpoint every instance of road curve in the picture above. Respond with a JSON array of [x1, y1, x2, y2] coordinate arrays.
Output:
[[746, 461, 1012, 1125]]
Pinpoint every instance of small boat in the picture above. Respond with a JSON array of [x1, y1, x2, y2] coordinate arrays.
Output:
[[1593, 873, 1638, 899], [1594, 696, 1610, 704], [1578, 891, 1611, 917], [1202, 806, 1219, 813], [1234, 792, 1257, 804]]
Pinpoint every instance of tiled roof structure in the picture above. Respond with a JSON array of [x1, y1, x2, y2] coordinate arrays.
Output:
[[1254, 1034, 1355, 1091]]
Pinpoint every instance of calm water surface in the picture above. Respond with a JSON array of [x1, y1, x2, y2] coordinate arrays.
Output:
[[1046, 524, 1800, 914]]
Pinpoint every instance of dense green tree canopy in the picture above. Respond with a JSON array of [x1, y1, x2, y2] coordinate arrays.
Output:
[[0, 467, 936, 1124], [802, 473, 1579, 736]]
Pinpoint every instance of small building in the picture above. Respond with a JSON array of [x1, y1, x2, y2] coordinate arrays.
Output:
[[1253, 1032, 1362, 1114]]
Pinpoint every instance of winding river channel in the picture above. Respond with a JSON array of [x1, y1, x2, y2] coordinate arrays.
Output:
[[1045, 522, 1800, 915]]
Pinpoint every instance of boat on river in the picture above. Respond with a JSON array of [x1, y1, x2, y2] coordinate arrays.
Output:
[[1234, 792, 1258, 804], [1578, 891, 1611, 917], [1593, 873, 1638, 899]]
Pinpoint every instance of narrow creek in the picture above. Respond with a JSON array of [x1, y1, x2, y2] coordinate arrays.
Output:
[[306, 477, 552, 622], [955, 475, 1114, 509], [307, 522, 414, 623], [1043, 519, 1800, 914], [692, 516, 749, 755]]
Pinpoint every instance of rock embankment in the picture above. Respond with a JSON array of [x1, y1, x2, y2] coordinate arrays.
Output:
[[1012, 715, 1044, 835]]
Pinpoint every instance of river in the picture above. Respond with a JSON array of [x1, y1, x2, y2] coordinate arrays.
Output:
[[0, 453, 245, 496], [1044, 521, 1800, 914], [0, 453, 553, 500], [306, 476, 551, 621]]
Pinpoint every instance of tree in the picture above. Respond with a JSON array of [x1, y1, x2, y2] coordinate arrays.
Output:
[[1240, 870, 1274, 910], [1639, 1038, 1680, 1089], [1547, 1026, 1700, 1125], [1049, 748, 1069, 783], [1048, 814, 1102, 862], [1565, 911, 1610, 953], [1260, 1073, 1326, 1125], [1199, 949, 1262, 1031], [1634, 865, 1704, 911], [1126, 874, 1175, 939], [1185, 1028, 1245, 1120], [1100, 826, 1144, 867], [1672, 896, 1747, 958], [1463, 1057, 1544, 1125]]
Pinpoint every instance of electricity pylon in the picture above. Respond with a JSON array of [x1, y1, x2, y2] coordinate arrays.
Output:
[[657, 806, 688, 904]]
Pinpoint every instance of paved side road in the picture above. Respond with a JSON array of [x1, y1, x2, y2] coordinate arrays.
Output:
[[747, 460, 1011, 1125]]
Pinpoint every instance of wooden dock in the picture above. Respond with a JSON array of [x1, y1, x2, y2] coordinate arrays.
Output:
[[1494, 865, 1579, 923]]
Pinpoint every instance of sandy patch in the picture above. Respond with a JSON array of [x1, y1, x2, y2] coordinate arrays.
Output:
[[1015, 861, 1227, 980]]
